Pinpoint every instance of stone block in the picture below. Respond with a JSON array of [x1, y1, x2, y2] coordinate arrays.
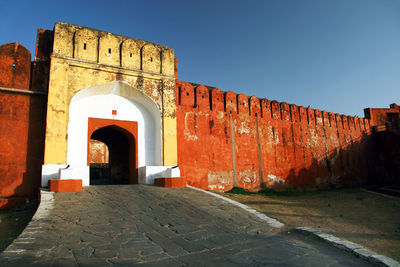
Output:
[[49, 179, 82, 193]]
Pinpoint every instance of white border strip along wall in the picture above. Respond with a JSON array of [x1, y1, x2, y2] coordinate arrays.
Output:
[[296, 227, 400, 267], [187, 185, 284, 228]]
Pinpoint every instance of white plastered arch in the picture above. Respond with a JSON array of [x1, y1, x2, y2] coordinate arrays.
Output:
[[66, 81, 162, 185]]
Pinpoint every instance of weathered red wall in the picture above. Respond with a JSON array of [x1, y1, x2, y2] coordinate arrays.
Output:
[[176, 80, 374, 191], [0, 91, 47, 208], [0, 42, 47, 209]]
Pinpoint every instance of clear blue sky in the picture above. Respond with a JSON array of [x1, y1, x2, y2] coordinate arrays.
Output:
[[1, 0, 399, 117]]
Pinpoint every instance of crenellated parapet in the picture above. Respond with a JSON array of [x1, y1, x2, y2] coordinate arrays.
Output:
[[52, 22, 174, 76], [176, 80, 371, 134]]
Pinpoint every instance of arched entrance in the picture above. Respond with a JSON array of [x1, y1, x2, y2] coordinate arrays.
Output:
[[87, 118, 138, 185], [64, 81, 161, 186], [89, 126, 132, 185]]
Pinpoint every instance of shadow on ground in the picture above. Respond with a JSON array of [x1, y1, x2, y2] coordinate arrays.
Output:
[[0, 202, 38, 252]]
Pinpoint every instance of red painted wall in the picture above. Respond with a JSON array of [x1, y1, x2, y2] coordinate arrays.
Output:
[[176, 80, 374, 191], [0, 42, 47, 209], [0, 91, 46, 208]]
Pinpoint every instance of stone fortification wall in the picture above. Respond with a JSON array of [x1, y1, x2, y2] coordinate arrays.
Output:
[[0, 41, 48, 208], [0, 21, 395, 207], [176, 81, 374, 191]]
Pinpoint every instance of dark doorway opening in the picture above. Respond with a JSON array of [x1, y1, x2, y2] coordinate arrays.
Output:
[[89, 126, 136, 185]]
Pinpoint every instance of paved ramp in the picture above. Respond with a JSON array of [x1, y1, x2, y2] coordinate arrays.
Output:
[[0, 185, 372, 266]]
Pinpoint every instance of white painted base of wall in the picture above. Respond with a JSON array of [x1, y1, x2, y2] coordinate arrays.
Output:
[[42, 164, 180, 187], [138, 166, 181, 184], [41, 164, 90, 186], [41, 164, 67, 187], [59, 165, 90, 186]]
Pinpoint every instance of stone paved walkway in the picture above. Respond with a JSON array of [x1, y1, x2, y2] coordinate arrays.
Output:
[[0, 185, 373, 266]]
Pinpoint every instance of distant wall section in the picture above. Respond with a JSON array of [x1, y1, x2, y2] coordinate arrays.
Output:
[[364, 103, 400, 128]]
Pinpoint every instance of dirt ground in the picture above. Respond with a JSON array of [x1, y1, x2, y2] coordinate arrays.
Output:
[[222, 187, 400, 261]]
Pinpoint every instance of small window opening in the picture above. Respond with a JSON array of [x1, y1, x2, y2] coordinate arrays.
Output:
[[178, 87, 182, 105], [83, 43, 87, 50], [202, 95, 204, 99], [186, 92, 189, 96], [12, 63, 16, 69], [130, 53, 132, 57], [108, 48, 111, 54], [150, 57, 153, 62]]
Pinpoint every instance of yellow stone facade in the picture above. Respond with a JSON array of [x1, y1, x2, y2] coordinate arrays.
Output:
[[44, 22, 177, 166]]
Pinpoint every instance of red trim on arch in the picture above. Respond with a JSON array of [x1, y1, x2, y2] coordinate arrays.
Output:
[[87, 118, 138, 184]]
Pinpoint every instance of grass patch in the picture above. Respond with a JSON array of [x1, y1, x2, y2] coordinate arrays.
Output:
[[226, 187, 304, 196], [226, 186, 305, 196], [225, 187, 254, 195], [258, 188, 297, 196]]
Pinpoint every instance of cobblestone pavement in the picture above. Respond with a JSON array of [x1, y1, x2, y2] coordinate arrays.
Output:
[[0, 185, 373, 266]]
